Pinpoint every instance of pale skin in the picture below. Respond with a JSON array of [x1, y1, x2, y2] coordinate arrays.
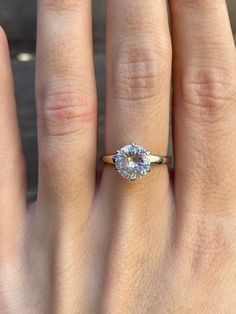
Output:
[[0, 0, 236, 313]]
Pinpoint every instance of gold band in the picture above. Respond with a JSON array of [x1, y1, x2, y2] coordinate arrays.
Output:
[[102, 155, 171, 165]]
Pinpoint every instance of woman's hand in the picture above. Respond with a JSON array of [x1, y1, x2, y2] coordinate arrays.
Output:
[[0, 0, 236, 313]]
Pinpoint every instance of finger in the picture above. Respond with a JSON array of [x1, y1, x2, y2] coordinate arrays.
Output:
[[170, 1, 236, 214], [36, 0, 97, 216], [0, 27, 26, 254], [102, 0, 172, 190], [99, 2, 172, 309]]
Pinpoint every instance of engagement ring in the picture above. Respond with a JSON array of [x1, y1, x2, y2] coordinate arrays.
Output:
[[101, 143, 170, 180]]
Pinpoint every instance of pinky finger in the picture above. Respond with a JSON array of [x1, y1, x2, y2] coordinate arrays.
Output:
[[0, 27, 26, 254]]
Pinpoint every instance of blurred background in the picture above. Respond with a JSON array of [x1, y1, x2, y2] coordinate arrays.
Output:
[[0, 0, 235, 200]]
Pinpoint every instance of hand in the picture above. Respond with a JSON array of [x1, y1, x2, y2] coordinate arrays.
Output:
[[0, 1, 236, 313]]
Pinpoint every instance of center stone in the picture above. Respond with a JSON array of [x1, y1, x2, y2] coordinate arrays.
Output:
[[114, 143, 151, 180]]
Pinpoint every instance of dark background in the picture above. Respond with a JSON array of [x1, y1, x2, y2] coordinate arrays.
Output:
[[0, 0, 235, 200]]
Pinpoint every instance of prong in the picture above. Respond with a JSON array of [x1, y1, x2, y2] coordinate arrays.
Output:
[[131, 142, 135, 146], [116, 150, 120, 153], [147, 151, 151, 155], [115, 167, 118, 171], [112, 156, 116, 163], [131, 178, 136, 181]]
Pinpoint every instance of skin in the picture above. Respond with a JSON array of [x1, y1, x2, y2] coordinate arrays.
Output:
[[0, 0, 236, 313]]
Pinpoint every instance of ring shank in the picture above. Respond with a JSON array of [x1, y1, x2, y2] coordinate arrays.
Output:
[[101, 155, 171, 165]]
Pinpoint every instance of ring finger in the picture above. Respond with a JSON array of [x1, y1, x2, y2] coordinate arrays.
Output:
[[102, 0, 172, 194], [99, 1, 173, 310]]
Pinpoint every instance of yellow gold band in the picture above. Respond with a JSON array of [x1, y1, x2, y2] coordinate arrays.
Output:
[[102, 155, 171, 165]]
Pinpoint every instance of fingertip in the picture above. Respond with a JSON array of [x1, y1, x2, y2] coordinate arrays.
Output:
[[0, 25, 7, 40], [0, 27, 11, 66], [0, 26, 9, 50]]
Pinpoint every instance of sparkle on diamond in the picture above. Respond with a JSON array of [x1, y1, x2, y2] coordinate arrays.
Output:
[[114, 144, 151, 180]]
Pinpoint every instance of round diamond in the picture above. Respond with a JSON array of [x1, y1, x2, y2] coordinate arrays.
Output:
[[114, 144, 151, 180]]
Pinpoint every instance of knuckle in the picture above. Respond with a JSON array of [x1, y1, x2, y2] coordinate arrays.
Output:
[[37, 87, 96, 137], [112, 41, 171, 104], [176, 0, 220, 11], [174, 215, 233, 279], [41, 0, 84, 12], [181, 66, 236, 124]]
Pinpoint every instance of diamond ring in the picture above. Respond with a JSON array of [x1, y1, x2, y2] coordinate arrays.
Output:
[[101, 143, 170, 181]]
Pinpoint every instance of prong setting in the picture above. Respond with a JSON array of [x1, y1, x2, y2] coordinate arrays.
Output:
[[114, 143, 151, 180]]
